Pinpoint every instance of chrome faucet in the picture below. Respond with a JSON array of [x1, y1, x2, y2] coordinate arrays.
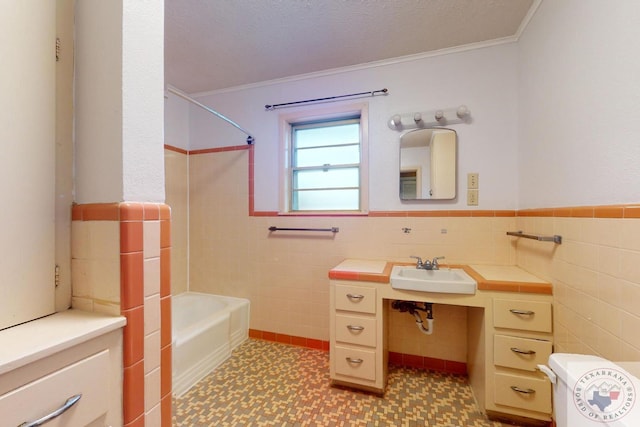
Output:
[[410, 255, 445, 270]]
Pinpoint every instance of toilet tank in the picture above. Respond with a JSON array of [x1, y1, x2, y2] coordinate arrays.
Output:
[[546, 353, 640, 427]]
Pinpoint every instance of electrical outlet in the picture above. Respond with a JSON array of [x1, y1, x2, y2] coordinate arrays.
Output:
[[467, 189, 479, 206], [467, 173, 479, 189]]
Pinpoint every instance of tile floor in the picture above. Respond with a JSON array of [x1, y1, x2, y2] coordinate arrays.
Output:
[[173, 339, 512, 426]]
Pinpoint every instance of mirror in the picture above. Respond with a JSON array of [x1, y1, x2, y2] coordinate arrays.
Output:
[[399, 128, 456, 200]]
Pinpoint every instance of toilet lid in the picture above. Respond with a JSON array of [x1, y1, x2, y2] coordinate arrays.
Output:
[[549, 353, 640, 425], [548, 353, 606, 381]]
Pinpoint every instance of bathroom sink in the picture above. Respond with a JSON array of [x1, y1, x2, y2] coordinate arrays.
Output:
[[390, 266, 477, 294]]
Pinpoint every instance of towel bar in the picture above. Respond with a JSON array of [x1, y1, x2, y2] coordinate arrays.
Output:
[[506, 231, 562, 244], [268, 226, 339, 233]]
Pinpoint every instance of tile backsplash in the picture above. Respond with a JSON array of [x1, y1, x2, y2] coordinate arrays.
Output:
[[166, 146, 640, 364]]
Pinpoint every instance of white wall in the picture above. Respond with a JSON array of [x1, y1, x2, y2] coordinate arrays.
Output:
[[518, 0, 640, 209], [75, 0, 123, 203], [75, 0, 165, 204], [188, 43, 521, 211], [121, 0, 165, 202]]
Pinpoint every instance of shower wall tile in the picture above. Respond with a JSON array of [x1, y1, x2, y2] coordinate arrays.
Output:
[[145, 404, 161, 427], [144, 294, 161, 336], [123, 306, 144, 366], [145, 367, 161, 412], [160, 248, 171, 297], [121, 252, 144, 310], [160, 296, 172, 347], [144, 203, 160, 221], [121, 221, 143, 253], [144, 221, 161, 259], [164, 149, 188, 295], [144, 330, 161, 374], [120, 202, 144, 221], [144, 257, 161, 297], [123, 359, 145, 424], [72, 202, 172, 426]]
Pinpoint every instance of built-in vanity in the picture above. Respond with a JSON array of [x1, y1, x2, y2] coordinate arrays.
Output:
[[329, 259, 553, 424], [0, 310, 125, 426]]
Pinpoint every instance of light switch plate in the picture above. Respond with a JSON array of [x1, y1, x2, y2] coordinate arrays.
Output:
[[467, 173, 479, 189], [467, 189, 479, 206]]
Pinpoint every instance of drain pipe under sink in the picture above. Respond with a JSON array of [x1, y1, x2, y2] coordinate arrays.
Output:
[[391, 301, 434, 335]]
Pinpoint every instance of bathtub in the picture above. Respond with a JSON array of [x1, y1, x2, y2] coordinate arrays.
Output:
[[172, 292, 250, 397]]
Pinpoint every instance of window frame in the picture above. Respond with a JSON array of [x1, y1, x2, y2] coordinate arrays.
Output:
[[279, 103, 369, 215]]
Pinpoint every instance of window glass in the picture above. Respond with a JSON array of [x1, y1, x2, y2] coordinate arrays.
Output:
[[293, 189, 360, 211], [290, 117, 361, 211]]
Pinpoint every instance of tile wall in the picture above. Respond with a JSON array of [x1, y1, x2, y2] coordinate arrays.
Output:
[[166, 145, 640, 366], [515, 208, 640, 362], [165, 146, 188, 296], [166, 146, 517, 365], [71, 203, 172, 427]]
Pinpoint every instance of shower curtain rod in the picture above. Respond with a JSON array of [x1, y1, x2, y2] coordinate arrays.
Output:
[[167, 86, 255, 145], [265, 88, 388, 110]]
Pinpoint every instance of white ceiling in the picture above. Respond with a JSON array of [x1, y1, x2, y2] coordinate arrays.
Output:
[[165, 0, 536, 94]]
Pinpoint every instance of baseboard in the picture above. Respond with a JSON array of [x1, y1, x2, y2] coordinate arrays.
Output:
[[388, 351, 467, 375], [249, 329, 467, 375], [249, 329, 330, 351]]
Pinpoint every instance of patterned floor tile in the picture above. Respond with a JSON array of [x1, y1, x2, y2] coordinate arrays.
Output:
[[173, 339, 512, 426]]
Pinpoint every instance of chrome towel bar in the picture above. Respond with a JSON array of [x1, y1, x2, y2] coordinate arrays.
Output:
[[506, 231, 562, 244], [268, 226, 339, 233]]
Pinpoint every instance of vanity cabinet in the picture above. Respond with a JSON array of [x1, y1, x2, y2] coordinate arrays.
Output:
[[329, 261, 554, 424], [0, 350, 111, 426], [0, 311, 125, 427], [330, 282, 387, 393], [488, 298, 553, 421]]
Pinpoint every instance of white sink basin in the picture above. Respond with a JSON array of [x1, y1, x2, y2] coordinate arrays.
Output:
[[390, 266, 477, 294]]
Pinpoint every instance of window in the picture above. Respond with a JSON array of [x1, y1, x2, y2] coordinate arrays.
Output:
[[281, 104, 368, 213]]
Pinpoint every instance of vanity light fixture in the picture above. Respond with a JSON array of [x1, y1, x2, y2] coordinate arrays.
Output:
[[388, 105, 471, 131]]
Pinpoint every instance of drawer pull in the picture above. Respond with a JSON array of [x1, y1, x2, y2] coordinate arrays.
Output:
[[510, 347, 536, 355], [347, 325, 364, 331], [346, 357, 364, 364], [510, 386, 536, 394], [509, 309, 535, 316], [346, 293, 364, 301], [18, 394, 82, 427]]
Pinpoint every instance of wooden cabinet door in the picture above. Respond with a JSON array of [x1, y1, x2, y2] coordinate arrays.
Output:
[[0, 0, 56, 329]]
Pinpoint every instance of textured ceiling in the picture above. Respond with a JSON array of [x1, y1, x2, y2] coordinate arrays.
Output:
[[165, 0, 535, 93]]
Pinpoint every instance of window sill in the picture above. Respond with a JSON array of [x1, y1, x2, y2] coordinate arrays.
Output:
[[277, 211, 369, 217]]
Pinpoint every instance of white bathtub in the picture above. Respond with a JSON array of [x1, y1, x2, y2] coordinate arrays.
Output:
[[172, 292, 250, 397]]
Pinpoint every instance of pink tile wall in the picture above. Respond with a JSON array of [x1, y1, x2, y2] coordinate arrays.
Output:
[[72, 202, 172, 427]]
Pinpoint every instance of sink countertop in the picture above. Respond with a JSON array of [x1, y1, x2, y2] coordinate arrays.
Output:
[[328, 259, 393, 283], [329, 259, 552, 295]]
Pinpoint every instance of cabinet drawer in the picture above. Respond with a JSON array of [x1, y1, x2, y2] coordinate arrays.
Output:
[[493, 299, 552, 333], [335, 284, 376, 314], [494, 335, 552, 371], [334, 345, 376, 381], [0, 350, 110, 427], [335, 314, 376, 347], [494, 372, 551, 414]]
